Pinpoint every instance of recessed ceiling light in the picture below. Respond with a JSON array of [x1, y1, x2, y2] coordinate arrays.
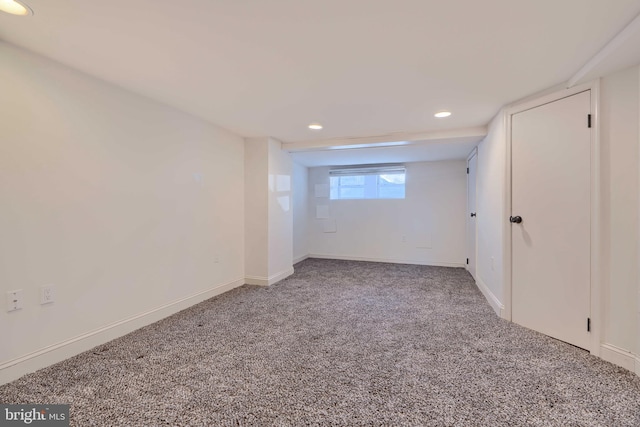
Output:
[[0, 0, 32, 16], [434, 111, 452, 118], [308, 123, 323, 130]]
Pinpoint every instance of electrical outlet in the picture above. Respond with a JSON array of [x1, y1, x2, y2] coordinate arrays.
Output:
[[213, 254, 220, 263], [40, 285, 55, 305], [6, 290, 23, 312]]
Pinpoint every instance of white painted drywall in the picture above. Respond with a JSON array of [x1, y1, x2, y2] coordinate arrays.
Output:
[[244, 139, 269, 279], [474, 113, 506, 314], [600, 65, 639, 353], [307, 161, 466, 267], [267, 138, 294, 278], [0, 42, 245, 381], [638, 67, 640, 363], [292, 162, 309, 263], [244, 138, 294, 284]]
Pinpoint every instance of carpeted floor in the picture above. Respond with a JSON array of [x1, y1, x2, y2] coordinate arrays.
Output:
[[2, 259, 640, 426]]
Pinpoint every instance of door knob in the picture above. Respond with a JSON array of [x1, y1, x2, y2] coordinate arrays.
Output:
[[470, 213, 476, 217], [509, 216, 522, 224]]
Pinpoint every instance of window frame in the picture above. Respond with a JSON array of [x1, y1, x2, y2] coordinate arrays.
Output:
[[329, 164, 406, 200]]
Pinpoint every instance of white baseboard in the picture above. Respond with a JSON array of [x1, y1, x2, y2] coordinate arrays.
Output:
[[475, 275, 505, 318], [0, 278, 245, 386], [465, 266, 477, 282], [245, 267, 294, 286], [293, 254, 309, 265], [308, 254, 465, 268], [600, 343, 640, 373]]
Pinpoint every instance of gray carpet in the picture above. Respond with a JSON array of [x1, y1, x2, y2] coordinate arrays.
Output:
[[2, 259, 640, 426]]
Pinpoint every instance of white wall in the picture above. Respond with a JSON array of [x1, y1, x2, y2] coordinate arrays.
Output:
[[474, 112, 506, 315], [307, 161, 466, 267], [245, 139, 269, 279], [638, 68, 640, 365], [0, 42, 245, 383], [292, 162, 309, 263], [600, 65, 639, 355], [244, 138, 294, 285], [267, 138, 293, 278]]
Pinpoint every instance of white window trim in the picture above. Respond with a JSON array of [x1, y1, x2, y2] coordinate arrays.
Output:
[[329, 164, 406, 200]]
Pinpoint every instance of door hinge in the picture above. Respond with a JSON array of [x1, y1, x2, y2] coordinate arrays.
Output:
[[587, 114, 592, 128], [466, 167, 469, 174], [587, 317, 591, 332], [466, 258, 469, 265]]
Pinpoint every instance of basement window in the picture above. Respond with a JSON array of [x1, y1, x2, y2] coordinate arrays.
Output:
[[329, 164, 406, 200]]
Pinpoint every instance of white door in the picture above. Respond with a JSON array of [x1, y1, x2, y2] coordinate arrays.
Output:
[[467, 151, 477, 279], [511, 90, 591, 350]]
